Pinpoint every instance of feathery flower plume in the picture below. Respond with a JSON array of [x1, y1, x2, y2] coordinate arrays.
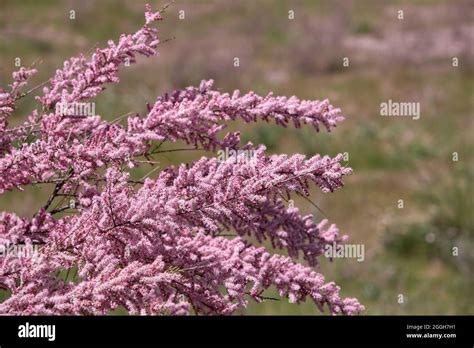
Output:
[[0, 4, 363, 315]]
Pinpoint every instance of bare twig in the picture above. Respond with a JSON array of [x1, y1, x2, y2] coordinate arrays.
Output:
[[159, 0, 175, 14]]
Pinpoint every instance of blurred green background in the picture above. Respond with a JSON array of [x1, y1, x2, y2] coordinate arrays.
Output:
[[0, 0, 472, 314]]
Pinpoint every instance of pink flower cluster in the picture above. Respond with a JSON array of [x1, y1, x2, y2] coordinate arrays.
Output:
[[0, 4, 364, 315]]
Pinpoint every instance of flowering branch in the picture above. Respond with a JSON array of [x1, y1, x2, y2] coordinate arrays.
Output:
[[0, 4, 364, 316]]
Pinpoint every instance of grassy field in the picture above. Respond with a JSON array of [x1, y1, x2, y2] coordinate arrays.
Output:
[[0, 0, 473, 314]]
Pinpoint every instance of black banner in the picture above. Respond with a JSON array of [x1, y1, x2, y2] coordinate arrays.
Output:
[[0, 315, 472, 346]]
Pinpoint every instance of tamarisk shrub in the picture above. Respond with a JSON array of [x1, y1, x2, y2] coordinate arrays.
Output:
[[0, 4, 364, 315]]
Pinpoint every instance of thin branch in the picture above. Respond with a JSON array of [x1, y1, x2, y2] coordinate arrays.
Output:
[[43, 182, 65, 212], [296, 192, 328, 218], [159, 0, 175, 14], [110, 111, 135, 124], [139, 164, 162, 181], [246, 292, 280, 301], [49, 205, 78, 215], [16, 80, 49, 101], [149, 140, 165, 153], [151, 147, 205, 155], [157, 37, 176, 46]]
